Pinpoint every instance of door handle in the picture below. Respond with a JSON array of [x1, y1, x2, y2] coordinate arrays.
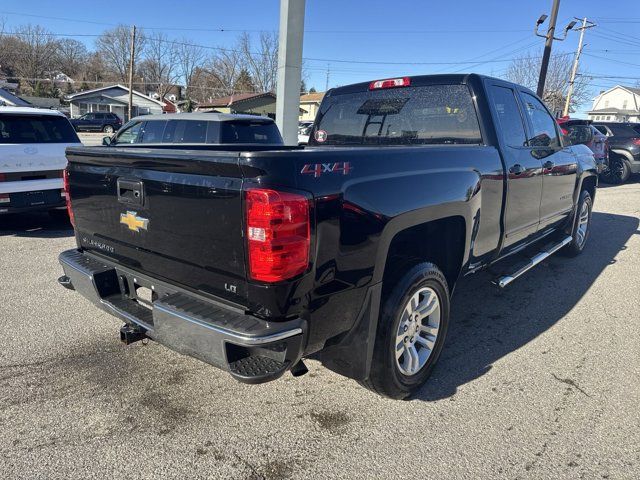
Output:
[[509, 164, 525, 175], [543, 160, 555, 170]]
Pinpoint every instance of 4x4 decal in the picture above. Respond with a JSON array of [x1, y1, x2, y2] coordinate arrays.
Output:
[[301, 162, 352, 178]]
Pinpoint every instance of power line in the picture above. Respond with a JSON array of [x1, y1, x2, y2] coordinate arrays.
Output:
[[582, 52, 640, 69], [0, 10, 538, 35], [577, 73, 640, 80], [0, 30, 576, 68]]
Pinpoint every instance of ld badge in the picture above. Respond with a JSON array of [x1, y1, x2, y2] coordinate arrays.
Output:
[[120, 211, 149, 232]]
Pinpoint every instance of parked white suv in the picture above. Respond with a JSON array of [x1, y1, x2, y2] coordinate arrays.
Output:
[[0, 107, 80, 215]]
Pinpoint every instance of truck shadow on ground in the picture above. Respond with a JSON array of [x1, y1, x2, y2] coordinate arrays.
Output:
[[0, 212, 73, 238], [415, 211, 639, 402], [598, 176, 640, 189]]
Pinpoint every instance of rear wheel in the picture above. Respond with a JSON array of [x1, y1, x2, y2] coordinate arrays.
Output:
[[603, 154, 631, 184], [563, 189, 592, 257], [362, 262, 450, 399]]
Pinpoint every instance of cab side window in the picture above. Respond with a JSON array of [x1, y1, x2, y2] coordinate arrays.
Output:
[[521, 93, 559, 148], [488, 85, 527, 147]]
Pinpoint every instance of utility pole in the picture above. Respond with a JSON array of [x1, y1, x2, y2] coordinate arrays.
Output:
[[325, 63, 330, 91], [563, 17, 596, 117], [127, 25, 136, 121], [535, 0, 576, 98]]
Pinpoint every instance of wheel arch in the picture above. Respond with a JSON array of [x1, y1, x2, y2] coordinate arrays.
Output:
[[380, 216, 467, 297]]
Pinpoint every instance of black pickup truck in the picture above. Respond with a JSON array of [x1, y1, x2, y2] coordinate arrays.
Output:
[[58, 74, 597, 399]]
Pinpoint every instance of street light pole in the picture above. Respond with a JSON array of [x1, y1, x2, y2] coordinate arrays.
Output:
[[536, 0, 561, 97], [275, 0, 306, 146], [562, 17, 596, 117]]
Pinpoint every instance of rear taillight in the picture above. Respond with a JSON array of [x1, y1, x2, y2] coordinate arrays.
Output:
[[369, 77, 411, 90], [632, 138, 640, 146], [63, 168, 75, 227], [245, 188, 310, 283], [0, 173, 6, 182]]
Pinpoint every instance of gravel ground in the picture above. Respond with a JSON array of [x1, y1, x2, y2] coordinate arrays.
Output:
[[0, 181, 639, 479]]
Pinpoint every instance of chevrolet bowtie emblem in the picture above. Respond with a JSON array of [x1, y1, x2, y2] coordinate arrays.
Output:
[[120, 211, 149, 232]]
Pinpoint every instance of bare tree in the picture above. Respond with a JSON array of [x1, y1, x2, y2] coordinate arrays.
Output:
[[138, 31, 180, 100], [237, 32, 278, 93], [80, 51, 108, 89], [505, 52, 590, 115], [55, 38, 88, 78], [202, 49, 243, 97], [177, 38, 205, 99], [11, 24, 59, 91], [96, 25, 145, 83], [0, 21, 21, 78]]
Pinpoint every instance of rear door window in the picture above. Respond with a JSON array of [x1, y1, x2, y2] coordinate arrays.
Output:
[[488, 85, 527, 147], [520, 92, 559, 147], [139, 121, 167, 143], [0, 114, 79, 143], [312, 84, 482, 145], [219, 121, 282, 144], [608, 123, 640, 136], [163, 120, 208, 143]]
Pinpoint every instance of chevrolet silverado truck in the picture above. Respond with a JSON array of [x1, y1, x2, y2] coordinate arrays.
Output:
[[57, 74, 597, 399]]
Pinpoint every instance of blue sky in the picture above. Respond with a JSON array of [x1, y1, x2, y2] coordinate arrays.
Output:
[[2, 0, 640, 115]]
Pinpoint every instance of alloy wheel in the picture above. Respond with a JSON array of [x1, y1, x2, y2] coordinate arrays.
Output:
[[395, 287, 441, 376]]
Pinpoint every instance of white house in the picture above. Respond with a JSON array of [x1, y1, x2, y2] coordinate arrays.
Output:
[[588, 85, 640, 123], [299, 92, 325, 122], [66, 84, 166, 121]]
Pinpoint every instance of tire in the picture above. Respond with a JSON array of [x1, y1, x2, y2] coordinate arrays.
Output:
[[103, 125, 114, 134], [562, 189, 593, 257], [603, 155, 631, 184], [362, 262, 450, 399]]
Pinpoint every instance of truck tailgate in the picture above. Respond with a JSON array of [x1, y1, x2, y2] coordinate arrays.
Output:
[[65, 147, 248, 304]]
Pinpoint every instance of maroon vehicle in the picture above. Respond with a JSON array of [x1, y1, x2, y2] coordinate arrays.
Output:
[[558, 119, 609, 174]]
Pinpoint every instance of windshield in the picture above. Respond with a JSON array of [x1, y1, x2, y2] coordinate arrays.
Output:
[[311, 84, 482, 146], [0, 114, 79, 144]]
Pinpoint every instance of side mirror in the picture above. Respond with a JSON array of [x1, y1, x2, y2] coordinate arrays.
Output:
[[102, 136, 112, 146]]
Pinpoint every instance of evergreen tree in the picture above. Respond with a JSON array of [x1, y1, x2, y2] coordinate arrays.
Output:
[[233, 69, 256, 93]]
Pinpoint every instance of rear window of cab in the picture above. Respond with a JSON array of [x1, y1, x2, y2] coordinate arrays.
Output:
[[311, 84, 482, 146], [0, 114, 79, 144]]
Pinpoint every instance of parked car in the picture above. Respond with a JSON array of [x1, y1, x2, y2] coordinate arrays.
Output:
[[297, 122, 312, 145], [0, 107, 81, 215], [58, 74, 597, 399], [558, 119, 609, 174], [298, 120, 313, 132], [70, 112, 123, 134], [592, 122, 640, 184], [103, 113, 283, 147]]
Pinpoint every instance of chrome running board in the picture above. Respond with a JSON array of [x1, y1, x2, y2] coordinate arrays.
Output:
[[495, 236, 573, 288]]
